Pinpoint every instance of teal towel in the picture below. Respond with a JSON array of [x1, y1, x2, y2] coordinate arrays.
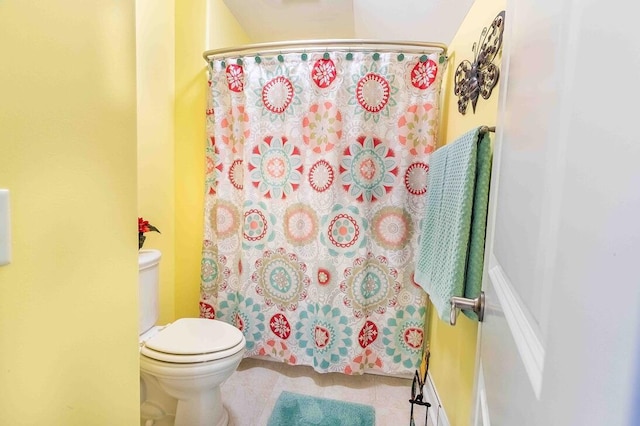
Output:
[[414, 127, 492, 322]]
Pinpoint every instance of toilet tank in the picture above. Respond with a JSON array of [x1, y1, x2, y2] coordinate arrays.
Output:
[[139, 249, 161, 335]]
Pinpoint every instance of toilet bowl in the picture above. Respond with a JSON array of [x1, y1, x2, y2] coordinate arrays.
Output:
[[140, 318, 245, 426], [138, 250, 245, 426]]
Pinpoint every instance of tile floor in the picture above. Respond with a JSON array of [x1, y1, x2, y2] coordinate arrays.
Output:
[[222, 357, 420, 426]]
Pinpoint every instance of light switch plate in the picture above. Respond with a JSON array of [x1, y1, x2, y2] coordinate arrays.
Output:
[[0, 189, 11, 266]]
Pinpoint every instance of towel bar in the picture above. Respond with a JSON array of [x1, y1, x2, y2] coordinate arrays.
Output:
[[450, 292, 485, 325]]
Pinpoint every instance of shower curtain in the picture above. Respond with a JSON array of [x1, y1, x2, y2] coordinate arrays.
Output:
[[200, 50, 444, 375]]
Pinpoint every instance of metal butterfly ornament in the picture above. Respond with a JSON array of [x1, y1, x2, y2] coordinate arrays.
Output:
[[454, 11, 506, 115]]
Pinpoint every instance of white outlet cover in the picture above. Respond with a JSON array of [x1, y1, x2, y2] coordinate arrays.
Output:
[[0, 189, 11, 266]]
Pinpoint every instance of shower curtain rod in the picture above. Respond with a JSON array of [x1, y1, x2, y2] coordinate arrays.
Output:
[[202, 39, 448, 61]]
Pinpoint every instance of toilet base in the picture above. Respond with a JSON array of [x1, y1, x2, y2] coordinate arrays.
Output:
[[141, 372, 231, 426], [139, 407, 228, 426], [140, 373, 177, 425], [174, 386, 227, 426], [139, 405, 229, 426]]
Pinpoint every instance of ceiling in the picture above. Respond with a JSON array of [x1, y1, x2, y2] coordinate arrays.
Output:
[[222, 0, 475, 45]]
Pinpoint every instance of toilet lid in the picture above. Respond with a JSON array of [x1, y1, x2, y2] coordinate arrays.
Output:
[[143, 318, 244, 356]]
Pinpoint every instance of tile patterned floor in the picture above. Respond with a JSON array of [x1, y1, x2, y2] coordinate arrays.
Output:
[[221, 357, 416, 426]]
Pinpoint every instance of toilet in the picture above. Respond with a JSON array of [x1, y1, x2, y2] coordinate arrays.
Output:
[[138, 249, 246, 426]]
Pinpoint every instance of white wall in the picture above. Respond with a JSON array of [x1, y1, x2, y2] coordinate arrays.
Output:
[[222, 0, 354, 42], [353, 0, 474, 43], [221, 0, 473, 43]]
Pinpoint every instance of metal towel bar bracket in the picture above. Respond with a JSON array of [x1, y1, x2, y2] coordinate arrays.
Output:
[[479, 126, 496, 135], [450, 292, 485, 325]]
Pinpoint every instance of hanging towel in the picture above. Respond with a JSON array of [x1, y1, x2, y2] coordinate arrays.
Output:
[[414, 127, 492, 322]]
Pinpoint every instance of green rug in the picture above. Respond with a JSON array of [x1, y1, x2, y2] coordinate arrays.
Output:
[[267, 391, 376, 426]]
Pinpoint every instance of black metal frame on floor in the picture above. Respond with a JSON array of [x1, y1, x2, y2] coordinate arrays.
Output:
[[409, 369, 431, 426]]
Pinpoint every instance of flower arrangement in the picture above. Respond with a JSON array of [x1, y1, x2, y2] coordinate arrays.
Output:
[[138, 217, 160, 250]]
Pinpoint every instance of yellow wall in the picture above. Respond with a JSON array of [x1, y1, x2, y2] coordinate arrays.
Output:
[[0, 1, 139, 424], [137, 0, 176, 325], [175, 0, 250, 319], [428, 0, 505, 424]]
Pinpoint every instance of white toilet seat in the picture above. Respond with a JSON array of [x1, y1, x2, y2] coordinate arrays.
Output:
[[140, 318, 245, 364]]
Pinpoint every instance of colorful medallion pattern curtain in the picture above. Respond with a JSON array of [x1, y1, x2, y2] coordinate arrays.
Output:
[[201, 50, 444, 375]]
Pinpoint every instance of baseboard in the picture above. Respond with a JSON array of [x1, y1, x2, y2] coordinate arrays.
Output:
[[423, 373, 450, 426]]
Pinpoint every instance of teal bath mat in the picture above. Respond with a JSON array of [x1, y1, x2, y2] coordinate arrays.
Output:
[[267, 391, 375, 426]]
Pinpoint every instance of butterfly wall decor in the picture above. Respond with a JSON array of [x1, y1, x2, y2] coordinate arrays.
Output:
[[454, 11, 506, 115]]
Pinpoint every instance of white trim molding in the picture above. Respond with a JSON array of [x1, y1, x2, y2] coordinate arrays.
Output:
[[488, 261, 545, 398], [423, 373, 450, 426]]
